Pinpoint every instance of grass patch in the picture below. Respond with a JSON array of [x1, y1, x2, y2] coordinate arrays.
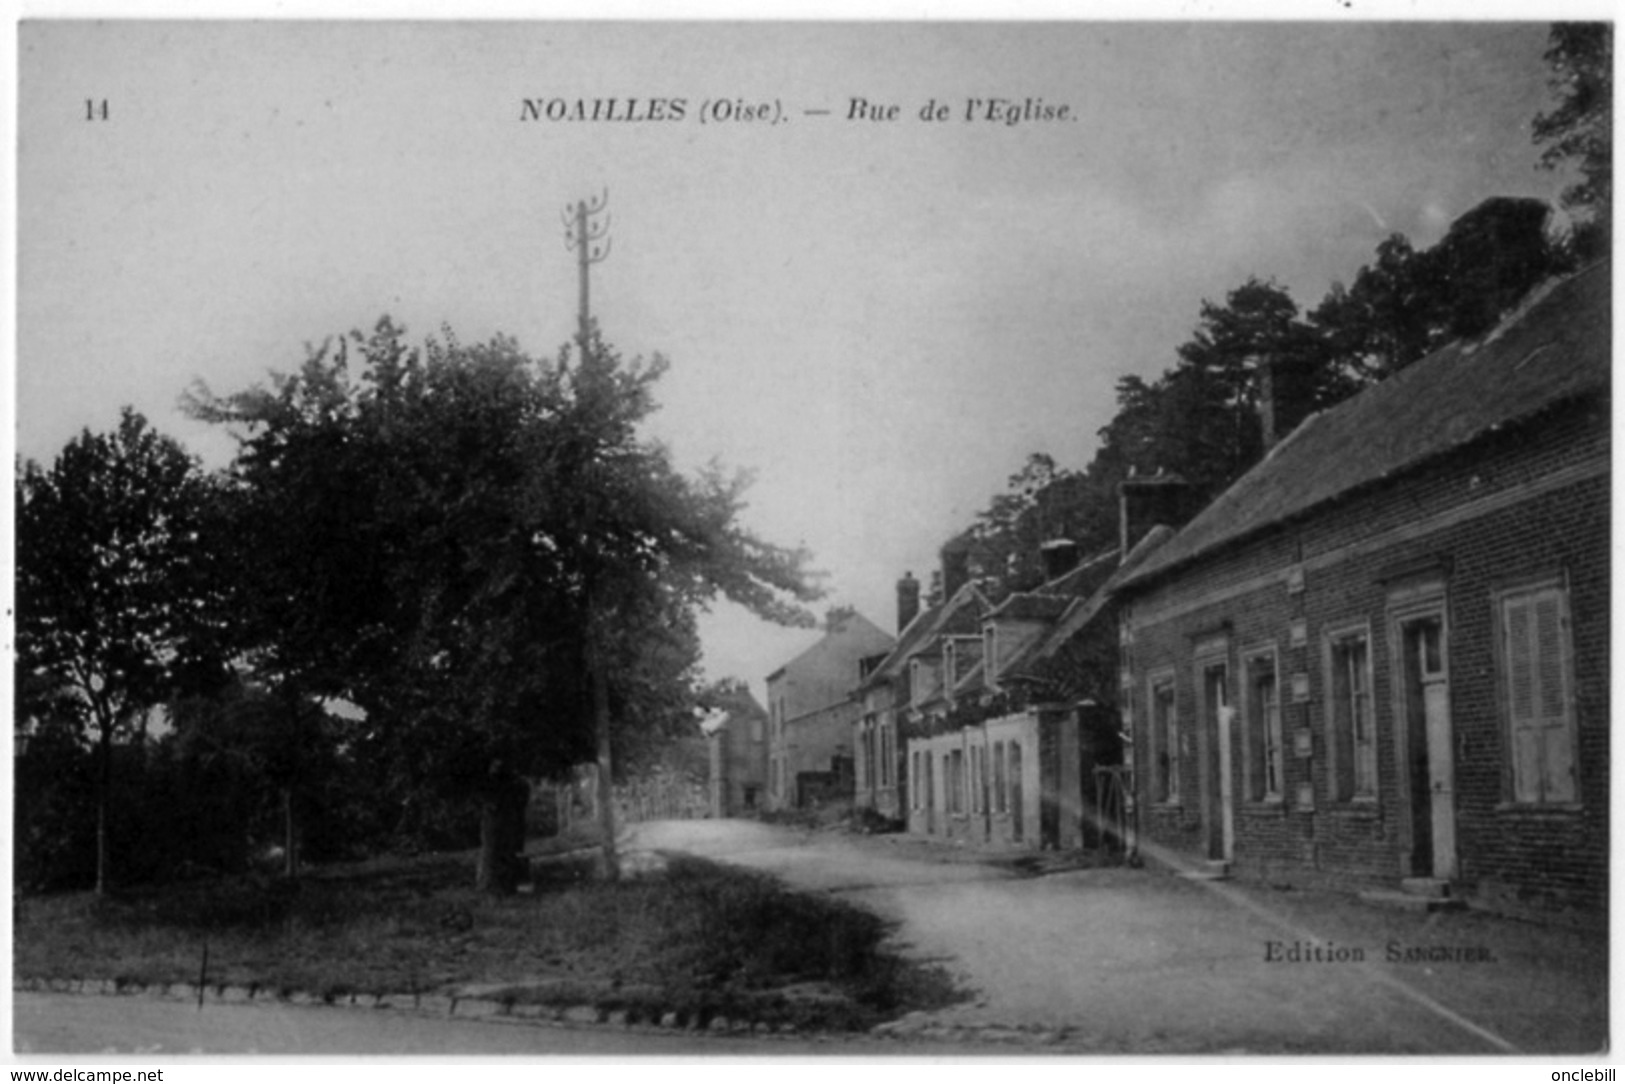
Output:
[[14, 849, 963, 1031]]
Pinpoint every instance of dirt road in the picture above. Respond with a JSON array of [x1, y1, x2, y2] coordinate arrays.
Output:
[[630, 819, 1608, 1054]]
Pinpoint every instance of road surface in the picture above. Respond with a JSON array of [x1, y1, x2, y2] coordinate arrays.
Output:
[[630, 819, 1608, 1055], [14, 819, 1607, 1056]]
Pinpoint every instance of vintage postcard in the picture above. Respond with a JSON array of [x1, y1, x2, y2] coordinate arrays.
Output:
[[11, 14, 1611, 1067]]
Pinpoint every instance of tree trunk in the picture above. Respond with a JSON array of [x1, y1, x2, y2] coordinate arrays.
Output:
[[476, 793, 510, 894], [476, 767, 528, 895], [593, 659, 619, 882], [281, 786, 299, 879], [94, 713, 111, 897], [280, 691, 304, 879]]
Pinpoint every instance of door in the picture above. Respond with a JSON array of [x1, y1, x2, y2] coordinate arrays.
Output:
[[1202, 662, 1235, 863], [1402, 615, 1455, 879]]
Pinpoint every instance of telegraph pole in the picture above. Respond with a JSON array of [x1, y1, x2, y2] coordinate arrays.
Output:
[[563, 191, 611, 367], [563, 191, 619, 879]]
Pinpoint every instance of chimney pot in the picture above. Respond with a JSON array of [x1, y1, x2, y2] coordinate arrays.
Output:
[[1119, 472, 1194, 561], [896, 571, 921, 633], [1039, 538, 1081, 581]]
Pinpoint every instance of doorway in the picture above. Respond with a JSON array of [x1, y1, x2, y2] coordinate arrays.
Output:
[[1201, 660, 1235, 863], [1399, 612, 1455, 879]]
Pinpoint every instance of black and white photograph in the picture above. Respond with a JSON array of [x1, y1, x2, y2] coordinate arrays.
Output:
[[10, 12, 1612, 1064]]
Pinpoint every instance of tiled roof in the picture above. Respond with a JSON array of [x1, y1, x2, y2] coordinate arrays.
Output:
[[856, 581, 989, 693], [1036, 547, 1120, 598], [1004, 525, 1178, 681], [987, 592, 1070, 623], [1121, 261, 1611, 590]]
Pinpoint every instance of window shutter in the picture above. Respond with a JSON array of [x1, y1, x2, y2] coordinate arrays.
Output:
[[1534, 591, 1576, 802], [1330, 645, 1354, 801], [1504, 588, 1577, 804], [1504, 595, 1543, 803]]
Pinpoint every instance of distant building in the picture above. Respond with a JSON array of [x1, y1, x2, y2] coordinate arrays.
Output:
[[853, 572, 990, 823], [702, 689, 769, 817], [1116, 262, 1609, 917], [765, 608, 895, 810]]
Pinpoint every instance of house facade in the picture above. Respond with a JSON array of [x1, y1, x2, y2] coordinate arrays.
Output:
[[869, 533, 1144, 850], [854, 575, 991, 826], [765, 608, 895, 811], [703, 689, 769, 817], [1116, 263, 1609, 917]]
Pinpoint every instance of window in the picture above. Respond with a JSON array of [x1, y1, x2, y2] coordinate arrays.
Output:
[[1499, 582, 1577, 805], [867, 721, 879, 789], [856, 720, 868, 789], [978, 741, 990, 814], [910, 658, 937, 709], [993, 741, 1006, 812], [1150, 674, 1179, 803], [1244, 649, 1283, 802], [1008, 741, 1024, 840], [949, 750, 965, 814], [880, 721, 892, 788], [912, 751, 922, 809], [1327, 629, 1376, 801]]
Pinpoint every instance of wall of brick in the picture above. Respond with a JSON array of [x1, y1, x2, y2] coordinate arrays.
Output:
[[1122, 400, 1608, 912]]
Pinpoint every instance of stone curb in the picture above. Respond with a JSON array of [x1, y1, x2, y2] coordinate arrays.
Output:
[[10, 975, 884, 1042], [14, 975, 1083, 1049]]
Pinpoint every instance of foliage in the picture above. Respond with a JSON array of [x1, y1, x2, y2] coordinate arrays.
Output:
[[15, 409, 226, 732], [950, 195, 1570, 675], [1533, 23, 1612, 252], [14, 850, 963, 1030], [1312, 197, 1567, 380], [14, 408, 229, 893], [966, 454, 1103, 597], [185, 320, 822, 885]]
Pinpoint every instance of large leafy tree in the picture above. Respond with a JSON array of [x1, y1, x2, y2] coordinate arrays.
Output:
[[1310, 234, 1441, 381], [15, 408, 226, 894], [1533, 22, 1612, 256], [1311, 198, 1565, 380], [190, 320, 821, 891]]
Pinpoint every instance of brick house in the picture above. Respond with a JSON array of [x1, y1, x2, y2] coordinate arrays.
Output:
[[1115, 262, 1608, 916], [765, 608, 894, 811]]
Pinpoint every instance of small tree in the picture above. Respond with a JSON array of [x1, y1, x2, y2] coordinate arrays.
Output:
[[15, 408, 223, 894]]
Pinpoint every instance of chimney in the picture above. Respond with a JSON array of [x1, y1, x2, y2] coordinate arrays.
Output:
[[896, 572, 921, 632], [824, 605, 855, 633], [928, 569, 944, 607], [1119, 469, 1193, 560], [1258, 355, 1313, 452], [1039, 538, 1081, 581], [939, 533, 973, 601]]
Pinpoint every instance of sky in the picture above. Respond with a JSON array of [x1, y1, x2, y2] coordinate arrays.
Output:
[[14, 17, 1589, 706]]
